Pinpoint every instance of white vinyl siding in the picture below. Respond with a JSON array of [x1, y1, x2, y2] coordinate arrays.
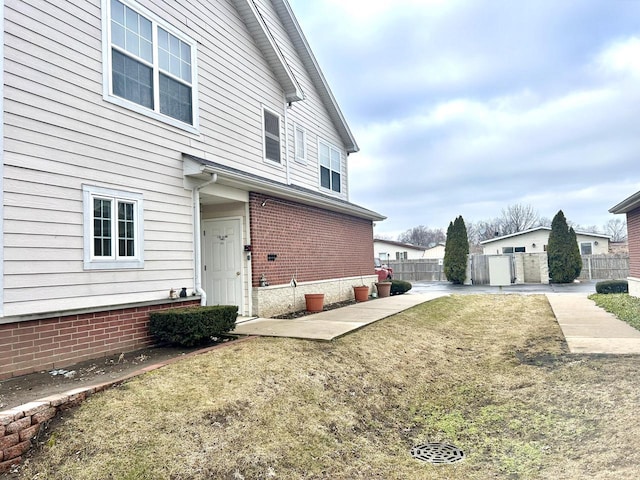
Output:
[[1, 0, 353, 317], [82, 185, 144, 270], [102, 0, 198, 130]]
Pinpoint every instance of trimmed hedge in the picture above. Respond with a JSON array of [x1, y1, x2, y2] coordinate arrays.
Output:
[[390, 280, 412, 295], [595, 279, 629, 294], [149, 305, 238, 347]]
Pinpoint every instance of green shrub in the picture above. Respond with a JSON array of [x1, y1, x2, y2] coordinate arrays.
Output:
[[444, 216, 469, 284], [149, 305, 238, 347], [547, 210, 582, 283], [595, 279, 629, 294], [390, 280, 412, 295]]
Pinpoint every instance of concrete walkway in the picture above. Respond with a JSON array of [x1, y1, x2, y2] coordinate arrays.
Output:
[[235, 286, 640, 355], [233, 293, 448, 340], [546, 293, 640, 354]]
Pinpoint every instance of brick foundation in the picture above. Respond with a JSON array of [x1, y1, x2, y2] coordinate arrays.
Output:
[[0, 299, 200, 380]]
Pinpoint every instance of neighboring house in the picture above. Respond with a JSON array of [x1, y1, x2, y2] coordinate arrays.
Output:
[[609, 191, 640, 297], [374, 239, 426, 261], [0, 0, 384, 378], [422, 242, 446, 259], [480, 227, 610, 256]]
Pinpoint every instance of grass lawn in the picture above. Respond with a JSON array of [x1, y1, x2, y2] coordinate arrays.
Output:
[[20, 295, 640, 479], [589, 293, 640, 331]]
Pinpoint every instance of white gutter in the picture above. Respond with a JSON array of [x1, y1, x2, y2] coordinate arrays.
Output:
[[284, 95, 291, 184], [193, 173, 217, 305]]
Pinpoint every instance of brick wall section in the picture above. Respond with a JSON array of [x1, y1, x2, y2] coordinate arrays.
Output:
[[628, 208, 640, 278], [0, 300, 200, 380], [249, 192, 375, 286]]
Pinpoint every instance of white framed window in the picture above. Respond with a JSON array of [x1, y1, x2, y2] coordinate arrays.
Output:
[[83, 185, 144, 270], [580, 242, 593, 255], [319, 139, 342, 193], [294, 124, 306, 164], [396, 251, 408, 260], [263, 108, 281, 163], [102, 0, 198, 130]]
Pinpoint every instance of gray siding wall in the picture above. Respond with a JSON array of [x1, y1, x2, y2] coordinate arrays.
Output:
[[3, 0, 351, 317]]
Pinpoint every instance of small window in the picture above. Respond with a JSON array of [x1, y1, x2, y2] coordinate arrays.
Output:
[[83, 185, 144, 270], [294, 125, 306, 163], [580, 242, 593, 255], [502, 247, 514, 254], [264, 109, 281, 163], [396, 251, 408, 260], [514, 246, 526, 253], [319, 140, 342, 193], [104, 0, 197, 129]]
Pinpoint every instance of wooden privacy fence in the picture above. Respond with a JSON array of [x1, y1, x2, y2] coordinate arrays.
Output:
[[389, 254, 629, 283], [387, 259, 445, 282], [579, 254, 629, 281]]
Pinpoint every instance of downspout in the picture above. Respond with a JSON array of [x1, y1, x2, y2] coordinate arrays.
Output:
[[284, 96, 291, 184], [193, 173, 217, 305]]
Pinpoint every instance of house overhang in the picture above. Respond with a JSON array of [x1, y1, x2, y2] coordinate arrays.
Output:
[[231, 0, 304, 104], [183, 154, 385, 222], [609, 190, 640, 214], [271, 0, 359, 154]]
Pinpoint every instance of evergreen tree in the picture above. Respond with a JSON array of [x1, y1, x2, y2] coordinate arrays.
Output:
[[547, 210, 582, 283], [444, 215, 469, 284]]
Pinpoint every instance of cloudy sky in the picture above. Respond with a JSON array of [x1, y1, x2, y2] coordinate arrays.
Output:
[[288, 0, 640, 239]]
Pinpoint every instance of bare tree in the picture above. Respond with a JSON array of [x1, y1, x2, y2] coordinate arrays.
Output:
[[498, 204, 540, 235], [373, 233, 394, 241], [398, 225, 445, 247], [604, 218, 627, 242], [467, 219, 503, 245]]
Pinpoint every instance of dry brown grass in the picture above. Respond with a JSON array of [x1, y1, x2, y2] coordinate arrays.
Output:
[[19, 295, 640, 479]]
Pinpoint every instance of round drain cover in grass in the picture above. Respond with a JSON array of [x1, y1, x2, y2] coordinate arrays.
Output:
[[410, 443, 465, 464]]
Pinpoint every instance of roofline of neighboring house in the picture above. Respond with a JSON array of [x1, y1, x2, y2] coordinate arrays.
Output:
[[373, 239, 427, 251], [609, 190, 640, 214], [271, 0, 359, 153], [184, 154, 385, 221], [480, 226, 610, 245]]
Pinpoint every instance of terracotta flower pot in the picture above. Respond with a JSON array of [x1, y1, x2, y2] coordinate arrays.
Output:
[[375, 282, 392, 298], [304, 293, 324, 312], [353, 285, 369, 302]]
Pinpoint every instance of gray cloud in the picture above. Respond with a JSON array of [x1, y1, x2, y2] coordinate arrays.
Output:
[[290, 0, 640, 236]]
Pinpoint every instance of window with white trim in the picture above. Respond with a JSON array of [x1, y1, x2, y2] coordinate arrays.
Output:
[[263, 109, 281, 163], [103, 0, 197, 128], [83, 185, 144, 270], [294, 125, 306, 163], [580, 242, 593, 255], [319, 140, 342, 193], [396, 251, 408, 260]]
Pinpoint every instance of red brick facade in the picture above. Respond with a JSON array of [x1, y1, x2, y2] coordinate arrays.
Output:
[[248, 192, 375, 286], [628, 208, 640, 278], [0, 300, 200, 380]]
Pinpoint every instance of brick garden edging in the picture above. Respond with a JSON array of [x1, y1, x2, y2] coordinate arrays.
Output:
[[0, 336, 255, 473]]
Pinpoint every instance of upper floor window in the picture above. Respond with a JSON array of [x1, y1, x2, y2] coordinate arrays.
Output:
[[319, 140, 342, 193], [83, 185, 144, 270], [263, 109, 281, 163], [103, 0, 197, 129], [294, 125, 306, 163]]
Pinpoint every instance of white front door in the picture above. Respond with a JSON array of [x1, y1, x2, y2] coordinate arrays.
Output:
[[202, 218, 243, 313]]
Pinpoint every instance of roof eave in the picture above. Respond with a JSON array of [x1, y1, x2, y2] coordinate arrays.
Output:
[[272, 0, 359, 153], [609, 190, 640, 214], [232, 0, 304, 103], [184, 154, 384, 221]]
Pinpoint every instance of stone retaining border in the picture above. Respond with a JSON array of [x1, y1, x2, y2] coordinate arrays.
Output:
[[0, 336, 255, 473]]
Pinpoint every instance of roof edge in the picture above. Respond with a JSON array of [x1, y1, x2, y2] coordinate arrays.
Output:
[[184, 154, 385, 221], [480, 226, 611, 245], [609, 190, 640, 214]]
